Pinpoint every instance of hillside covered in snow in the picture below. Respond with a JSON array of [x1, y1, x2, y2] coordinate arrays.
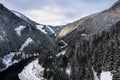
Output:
[[1, 0, 120, 80], [0, 3, 57, 71]]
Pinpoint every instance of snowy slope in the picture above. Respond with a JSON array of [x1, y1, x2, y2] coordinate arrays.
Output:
[[1, 1, 119, 80], [19, 37, 34, 51], [0, 3, 56, 71], [12, 10, 39, 26], [36, 24, 61, 36], [19, 59, 45, 80], [15, 25, 26, 36], [12, 11, 62, 36], [1, 52, 39, 71], [0, 29, 6, 41], [92, 68, 113, 80], [100, 71, 113, 80], [57, 1, 120, 80], [36, 25, 47, 34], [57, 1, 120, 39]]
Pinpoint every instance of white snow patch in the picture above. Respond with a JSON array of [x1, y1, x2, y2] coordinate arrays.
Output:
[[3, 52, 15, 67], [36, 25, 47, 34], [19, 37, 34, 51], [100, 71, 113, 80], [19, 59, 45, 80], [61, 40, 67, 46], [0, 35, 4, 41], [0, 29, 6, 41], [46, 25, 55, 34], [92, 67, 113, 80], [56, 50, 66, 57], [92, 67, 99, 80], [12, 11, 30, 22], [81, 33, 87, 37], [13, 11, 22, 18], [66, 63, 71, 76], [2, 52, 24, 70], [15, 25, 26, 36], [60, 40, 67, 48], [33, 53, 39, 56]]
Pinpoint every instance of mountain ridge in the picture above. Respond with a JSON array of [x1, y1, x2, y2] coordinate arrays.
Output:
[[0, 3, 57, 71], [57, 0, 120, 39]]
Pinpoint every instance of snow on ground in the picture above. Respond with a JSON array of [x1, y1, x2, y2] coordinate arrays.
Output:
[[19, 59, 45, 80], [19, 37, 34, 51], [56, 50, 66, 57], [46, 25, 55, 34], [61, 40, 67, 46], [81, 33, 87, 37], [66, 63, 71, 76], [15, 25, 26, 36], [0, 29, 6, 41], [0, 35, 4, 41], [2, 52, 24, 71], [60, 40, 67, 48], [13, 11, 22, 18], [100, 71, 113, 80], [36, 25, 47, 34], [92, 67, 99, 80], [92, 67, 113, 80], [2, 51, 39, 71], [3, 52, 15, 67]]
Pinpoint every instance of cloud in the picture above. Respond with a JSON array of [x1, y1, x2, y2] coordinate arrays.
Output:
[[0, 0, 117, 25], [23, 5, 78, 25], [24, 8, 67, 25]]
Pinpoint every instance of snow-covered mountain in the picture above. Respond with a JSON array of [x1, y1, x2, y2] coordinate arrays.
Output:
[[12, 10, 39, 26], [57, 0, 120, 80], [35, 24, 63, 36], [1, 1, 120, 80], [36, 24, 55, 36], [0, 3, 56, 71], [57, 0, 120, 39], [12, 10, 63, 36]]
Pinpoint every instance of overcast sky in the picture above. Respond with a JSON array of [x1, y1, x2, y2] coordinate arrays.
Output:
[[0, 0, 117, 25]]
